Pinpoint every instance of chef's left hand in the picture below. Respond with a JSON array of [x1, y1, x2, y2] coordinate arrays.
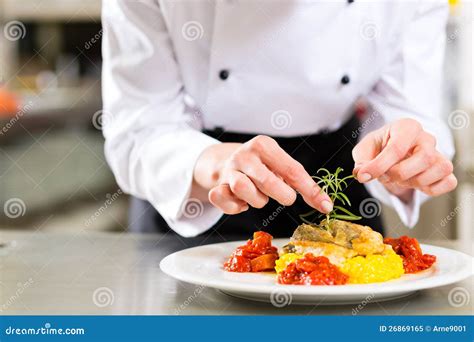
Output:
[[352, 118, 457, 201]]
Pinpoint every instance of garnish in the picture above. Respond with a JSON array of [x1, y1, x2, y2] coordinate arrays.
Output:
[[299, 167, 362, 229]]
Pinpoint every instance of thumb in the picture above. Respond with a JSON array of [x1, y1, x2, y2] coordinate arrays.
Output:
[[351, 130, 383, 179]]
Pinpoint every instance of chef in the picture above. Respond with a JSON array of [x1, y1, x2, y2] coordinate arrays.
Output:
[[101, 0, 457, 242]]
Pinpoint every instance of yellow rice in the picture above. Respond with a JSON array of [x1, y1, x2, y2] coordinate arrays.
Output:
[[275, 248, 404, 284], [275, 253, 302, 274], [340, 248, 404, 284]]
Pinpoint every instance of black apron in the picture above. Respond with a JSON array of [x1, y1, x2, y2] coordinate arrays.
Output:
[[128, 115, 384, 248]]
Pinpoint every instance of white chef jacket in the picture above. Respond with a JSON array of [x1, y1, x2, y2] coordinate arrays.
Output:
[[101, 0, 454, 237]]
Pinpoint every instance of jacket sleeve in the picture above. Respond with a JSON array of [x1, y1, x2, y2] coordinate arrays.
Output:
[[364, 0, 454, 227], [101, 0, 223, 237]]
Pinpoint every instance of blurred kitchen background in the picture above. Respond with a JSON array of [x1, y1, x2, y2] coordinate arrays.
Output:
[[0, 0, 472, 241]]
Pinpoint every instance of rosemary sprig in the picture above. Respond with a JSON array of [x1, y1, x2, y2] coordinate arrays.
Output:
[[299, 167, 362, 229]]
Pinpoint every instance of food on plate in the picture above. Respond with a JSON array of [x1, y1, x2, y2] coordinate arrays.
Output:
[[275, 253, 303, 274], [223, 222, 436, 284], [278, 254, 349, 285], [339, 247, 404, 284], [250, 253, 279, 272], [224, 223, 436, 286], [224, 231, 278, 272], [276, 220, 406, 284], [222, 168, 435, 284], [277, 245, 404, 284], [384, 236, 436, 273], [283, 220, 385, 266]]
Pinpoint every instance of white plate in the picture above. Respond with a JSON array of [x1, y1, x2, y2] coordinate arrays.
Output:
[[160, 239, 473, 305]]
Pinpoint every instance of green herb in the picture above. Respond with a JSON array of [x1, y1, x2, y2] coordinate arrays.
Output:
[[299, 167, 362, 229]]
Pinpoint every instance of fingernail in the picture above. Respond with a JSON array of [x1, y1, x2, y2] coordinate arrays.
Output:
[[321, 200, 333, 213], [358, 173, 372, 182]]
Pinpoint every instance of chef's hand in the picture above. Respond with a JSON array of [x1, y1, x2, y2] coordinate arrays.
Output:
[[193, 135, 333, 214], [352, 118, 457, 201]]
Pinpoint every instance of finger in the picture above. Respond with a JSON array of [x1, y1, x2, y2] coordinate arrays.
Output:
[[357, 120, 422, 182], [236, 158, 297, 206], [420, 174, 458, 196], [244, 136, 332, 213], [352, 130, 383, 167], [403, 155, 454, 188], [227, 170, 269, 209], [385, 143, 437, 183], [208, 184, 249, 214]]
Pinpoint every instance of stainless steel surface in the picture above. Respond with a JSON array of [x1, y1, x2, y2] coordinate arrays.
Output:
[[0, 230, 472, 315]]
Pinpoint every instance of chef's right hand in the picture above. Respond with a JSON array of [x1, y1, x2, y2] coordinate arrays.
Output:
[[192, 135, 333, 215]]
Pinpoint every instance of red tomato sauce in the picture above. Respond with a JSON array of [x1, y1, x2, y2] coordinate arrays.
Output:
[[224, 231, 278, 272], [384, 236, 436, 273], [278, 254, 348, 285]]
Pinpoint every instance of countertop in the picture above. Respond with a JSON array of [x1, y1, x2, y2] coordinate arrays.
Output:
[[0, 230, 472, 315]]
